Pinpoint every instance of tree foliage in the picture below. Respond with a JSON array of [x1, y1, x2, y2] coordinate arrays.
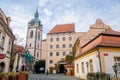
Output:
[[65, 55, 73, 64], [34, 60, 45, 73]]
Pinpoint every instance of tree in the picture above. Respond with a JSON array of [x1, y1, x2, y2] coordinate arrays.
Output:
[[10, 44, 24, 71], [34, 60, 45, 73], [65, 55, 73, 64]]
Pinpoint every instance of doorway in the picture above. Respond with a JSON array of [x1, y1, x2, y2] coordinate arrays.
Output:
[[59, 64, 65, 73]]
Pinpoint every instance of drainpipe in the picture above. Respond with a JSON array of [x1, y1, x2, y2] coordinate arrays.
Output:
[[97, 47, 102, 72], [34, 28, 37, 60]]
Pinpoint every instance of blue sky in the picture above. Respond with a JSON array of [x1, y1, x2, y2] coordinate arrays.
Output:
[[0, 0, 120, 46]]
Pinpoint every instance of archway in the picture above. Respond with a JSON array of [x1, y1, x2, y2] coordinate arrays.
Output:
[[59, 64, 65, 73], [57, 59, 66, 73], [0, 62, 5, 72]]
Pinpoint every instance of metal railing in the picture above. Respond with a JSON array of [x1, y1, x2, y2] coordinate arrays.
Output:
[[87, 73, 120, 80]]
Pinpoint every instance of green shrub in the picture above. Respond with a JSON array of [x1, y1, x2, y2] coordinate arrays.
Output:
[[87, 72, 110, 80], [0, 72, 8, 80]]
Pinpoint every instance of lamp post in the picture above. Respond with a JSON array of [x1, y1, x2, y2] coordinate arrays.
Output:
[[86, 62, 89, 73], [112, 64, 118, 80]]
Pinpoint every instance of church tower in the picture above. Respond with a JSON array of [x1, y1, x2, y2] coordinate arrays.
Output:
[[26, 9, 43, 60]]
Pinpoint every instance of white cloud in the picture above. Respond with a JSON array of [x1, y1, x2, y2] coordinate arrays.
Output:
[[7, 4, 32, 47], [43, 8, 53, 16], [38, 0, 48, 7], [1, 0, 120, 47]]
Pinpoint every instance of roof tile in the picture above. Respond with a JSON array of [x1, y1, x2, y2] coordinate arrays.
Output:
[[49, 23, 75, 34]]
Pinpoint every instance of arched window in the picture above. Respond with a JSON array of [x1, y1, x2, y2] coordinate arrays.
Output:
[[30, 31, 33, 38], [0, 62, 5, 72], [38, 32, 40, 40], [38, 44, 39, 48], [37, 52, 39, 57], [29, 44, 31, 47]]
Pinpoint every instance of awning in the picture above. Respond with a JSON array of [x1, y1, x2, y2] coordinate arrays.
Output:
[[0, 54, 6, 59]]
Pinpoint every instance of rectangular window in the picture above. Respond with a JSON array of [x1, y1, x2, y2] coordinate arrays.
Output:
[[49, 60, 53, 64], [50, 45, 53, 49], [63, 52, 66, 56], [81, 62, 84, 73], [50, 52, 53, 56], [50, 38, 53, 42], [69, 44, 72, 48], [0, 32, 1, 38], [56, 45, 59, 48], [56, 52, 59, 56], [69, 37, 72, 40], [89, 60, 93, 72], [62, 44, 65, 48], [62, 37, 65, 41], [77, 64, 79, 73], [56, 38, 59, 41], [0, 32, 1, 47], [8, 39, 11, 51], [114, 57, 120, 71], [69, 52, 72, 56], [1, 36, 5, 48]]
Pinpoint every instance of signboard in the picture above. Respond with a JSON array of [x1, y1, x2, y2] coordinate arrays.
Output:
[[0, 54, 5, 59]]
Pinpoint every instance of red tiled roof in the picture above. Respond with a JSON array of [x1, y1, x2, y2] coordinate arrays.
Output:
[[75, 29, 120, 59], [13, 44, 25, 54], [48, 23, 75, 34], [42, 39, 46, 41], [102, 29, 120, 35]]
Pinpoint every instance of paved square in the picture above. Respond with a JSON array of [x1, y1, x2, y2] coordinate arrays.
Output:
[[28, 74, 84, 80]]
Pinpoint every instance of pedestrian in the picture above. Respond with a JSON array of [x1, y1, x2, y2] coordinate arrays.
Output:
[[64, 68, 67, 75], [45, 69, 48, 76], [47, 69, 48, 75]]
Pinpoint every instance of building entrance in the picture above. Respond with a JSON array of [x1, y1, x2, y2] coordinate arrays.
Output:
[[59, 64, 65, 73], [57, 59, 66, 73]]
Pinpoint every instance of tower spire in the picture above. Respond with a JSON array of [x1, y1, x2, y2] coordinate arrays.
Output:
[[34, 7, 39, 19]]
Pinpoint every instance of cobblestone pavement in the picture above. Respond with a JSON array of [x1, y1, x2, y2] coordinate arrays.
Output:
[[28, 73, 84, 80]]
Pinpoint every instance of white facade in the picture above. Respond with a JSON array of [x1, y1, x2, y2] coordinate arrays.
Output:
[[104, 52, 120, 74], [75, 51, 120, 78], [74, 51, 100, 78], [0, 8, 15, 72]]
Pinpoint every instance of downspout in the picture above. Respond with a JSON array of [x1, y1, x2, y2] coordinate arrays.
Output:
[[25, 27, 29, 50], [40, 26, 43, 60], [34, 28, 37, 60], [9, 40, 14, 72], [97, 47, 102, 72]]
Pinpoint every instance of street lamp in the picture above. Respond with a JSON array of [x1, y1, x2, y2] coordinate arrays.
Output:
[[112, 64, 118, 80], [86, 62, 89, 73]]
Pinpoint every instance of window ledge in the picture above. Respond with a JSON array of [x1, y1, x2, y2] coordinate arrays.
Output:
[[7, 51, 10, 54]]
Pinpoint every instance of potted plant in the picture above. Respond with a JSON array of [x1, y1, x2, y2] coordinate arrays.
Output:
[[0, 72, 8, 80], [18, 71, 28, 80], [8, 72, 17, 80]]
